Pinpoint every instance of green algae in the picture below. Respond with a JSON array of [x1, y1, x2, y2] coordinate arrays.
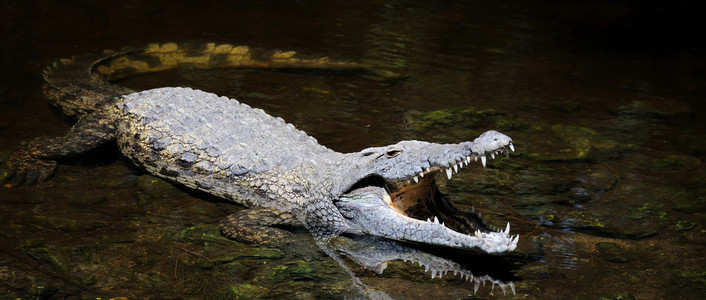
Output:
[[528, 124, 621, 161], [231, 283, 269, 298], [564, 211, 606, 230], [558, 207, 659, 239], [0, 266, 52, 299], [177, 224, 222, 244], [673, 270, 706, 296], [255, 260, 319, 282], [177, 224, 284, 267], [550, 125, 596, 160], [404, 106, 521, 141], [629, 201, 668, 220], [674, 220, 697, 231], [24, 248, 72, 273]]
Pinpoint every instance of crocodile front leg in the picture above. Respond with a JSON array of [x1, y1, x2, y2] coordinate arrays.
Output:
[[6, 106, 118, 185], [218, 207, 300, 246]]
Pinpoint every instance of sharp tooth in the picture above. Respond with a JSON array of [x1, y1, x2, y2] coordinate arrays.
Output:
[[474, 156, 478, 161], [446, 168, 453, 179], [427, 218, 431, 222], [512, 234, 519, 244], [464, 159, 468, 166], [466, 156, 471, 163], [426, 167, 431, 173], [453, 164, 458, 173], [509, 144, 515, 152], [407, 179, 411, 184], [481, 156, 487, 167], [505, 222, 510, 234], [510, 282, 516, 296], [419, 171, 424, 178], [478, 211, 482, 218], [491, 153, 495, 159], [433, 216, 439, 224], [413, 176, 419, 183], [474, 281, 480, 293]]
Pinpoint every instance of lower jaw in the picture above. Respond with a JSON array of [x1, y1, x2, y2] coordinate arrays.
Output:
[[388, 177, 491, 236]]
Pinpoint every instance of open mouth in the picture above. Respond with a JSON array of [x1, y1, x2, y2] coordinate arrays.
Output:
[[388, 176, 491, 235], [336, 141, 518, 254]]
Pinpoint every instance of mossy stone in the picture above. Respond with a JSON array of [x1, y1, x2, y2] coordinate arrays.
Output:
[[674, 220, 697, 231], [230, 283, 269, 298], [595, 242, 631, 263]]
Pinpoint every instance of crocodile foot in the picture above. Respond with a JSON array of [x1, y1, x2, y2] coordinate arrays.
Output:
[[218, 208, 299, 247], [4, 142, 57, 186]]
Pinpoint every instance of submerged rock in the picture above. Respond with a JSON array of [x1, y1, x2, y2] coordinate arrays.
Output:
[[0, 266, 54, 299], [231, 283, 269, 298], [674, 220, 697, 232], [595, 242, 631, 263], [617, 98, 692, 119], [404, 106, 521, 141], [527, 125, 621, 162]]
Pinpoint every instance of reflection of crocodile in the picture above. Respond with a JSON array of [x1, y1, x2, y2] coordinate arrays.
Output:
[[329, 233, 516, 297], [6, 43, 518, 254]]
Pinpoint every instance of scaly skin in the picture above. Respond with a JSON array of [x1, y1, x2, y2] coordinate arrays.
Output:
[[5, 42, 518, 254]]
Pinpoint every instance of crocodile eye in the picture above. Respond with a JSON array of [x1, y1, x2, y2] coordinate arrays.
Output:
[[385, 146, 403, 158]]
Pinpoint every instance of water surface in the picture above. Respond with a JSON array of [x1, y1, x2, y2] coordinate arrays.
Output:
[[1, 1, 704, 299]]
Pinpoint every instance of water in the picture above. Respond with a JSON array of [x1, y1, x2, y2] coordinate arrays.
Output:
[[1, 1, 704, 299]]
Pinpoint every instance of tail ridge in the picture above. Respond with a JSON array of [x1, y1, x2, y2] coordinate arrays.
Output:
[[42, 42, 366, 118]]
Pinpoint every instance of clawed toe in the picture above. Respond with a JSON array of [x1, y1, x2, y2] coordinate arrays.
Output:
[[4, 154, 57, 186]]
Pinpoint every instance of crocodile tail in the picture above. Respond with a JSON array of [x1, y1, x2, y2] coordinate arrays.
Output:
[[92, 42, 367, 81], [43, 42, 366, 118], [43, 50, 136, 118]]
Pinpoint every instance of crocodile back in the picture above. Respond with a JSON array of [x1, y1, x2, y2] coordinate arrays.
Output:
[[115, 87, 334, 204]]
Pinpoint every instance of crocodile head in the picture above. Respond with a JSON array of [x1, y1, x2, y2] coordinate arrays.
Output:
[[333, 130, 518, 254]]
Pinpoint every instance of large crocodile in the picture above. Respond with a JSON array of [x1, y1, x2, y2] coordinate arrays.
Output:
[[6, 43, 518, 254]]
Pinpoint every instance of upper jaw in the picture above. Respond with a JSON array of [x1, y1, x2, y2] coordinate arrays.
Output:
[[391, 130, 515, 184], [334, 130, 514, 208]]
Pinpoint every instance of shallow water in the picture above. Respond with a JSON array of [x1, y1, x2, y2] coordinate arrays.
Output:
[[1, 1, 705, 299]]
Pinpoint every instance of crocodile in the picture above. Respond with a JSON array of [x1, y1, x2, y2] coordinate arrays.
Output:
[[6, 42, 518, 254]]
